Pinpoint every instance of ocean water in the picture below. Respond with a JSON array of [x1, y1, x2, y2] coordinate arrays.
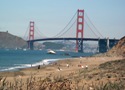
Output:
[[0, 49, 94, 71]]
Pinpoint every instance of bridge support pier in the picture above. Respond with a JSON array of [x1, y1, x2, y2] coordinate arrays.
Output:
[[77, 40, 83, 52], [98, 39, 108, 53], [109, 39, 117, 49], [28, 41, 34, 50], [98, 38, 118, 53]]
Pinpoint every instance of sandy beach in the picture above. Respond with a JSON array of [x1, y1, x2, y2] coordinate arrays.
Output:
[[0, 56, 125, 89]]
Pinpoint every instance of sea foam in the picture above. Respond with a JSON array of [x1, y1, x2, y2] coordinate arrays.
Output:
[[0, 58, 60, 72]]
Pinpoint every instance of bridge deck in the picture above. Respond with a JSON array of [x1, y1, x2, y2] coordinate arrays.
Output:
[[27, 37, 119, 42]]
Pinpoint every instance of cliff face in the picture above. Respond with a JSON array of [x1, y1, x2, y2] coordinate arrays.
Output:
[[0, 32, 28, 49], [107, 36, 125, 57]]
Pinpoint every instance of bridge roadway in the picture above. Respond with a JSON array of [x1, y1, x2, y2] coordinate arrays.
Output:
[[27, 37, 119, 53], [27, 37, 119, 42]]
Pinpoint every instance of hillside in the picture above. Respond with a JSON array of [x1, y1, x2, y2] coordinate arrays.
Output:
[[43, 42, 64, 49], [0, 32, 27, 49], [107, 36, 125, 57]]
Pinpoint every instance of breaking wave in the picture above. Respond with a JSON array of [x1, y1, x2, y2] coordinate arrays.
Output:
[[0, 58, 60, 72]]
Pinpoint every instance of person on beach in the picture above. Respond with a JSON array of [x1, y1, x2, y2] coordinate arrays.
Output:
[[38, 65, 40, 69], [66, 64, 69, 68], [58, 67, 60, 71]]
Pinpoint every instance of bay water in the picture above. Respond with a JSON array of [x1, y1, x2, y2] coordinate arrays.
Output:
[[0, 49, 94, 71]]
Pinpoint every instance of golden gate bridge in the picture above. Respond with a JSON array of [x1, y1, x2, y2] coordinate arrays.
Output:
[[24, 9, 119, 53]]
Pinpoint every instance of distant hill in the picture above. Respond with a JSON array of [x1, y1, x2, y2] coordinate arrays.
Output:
[[106, 36, 125, 57], [0, 32, 28, 49], [43, 42, 64, 49]]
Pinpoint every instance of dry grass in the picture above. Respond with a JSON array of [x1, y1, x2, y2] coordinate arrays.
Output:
[[0, 75, 125, 90]]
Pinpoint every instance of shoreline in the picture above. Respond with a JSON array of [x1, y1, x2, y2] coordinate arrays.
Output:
[[0, 56, 124, 76], [0, 57, 70, 72]]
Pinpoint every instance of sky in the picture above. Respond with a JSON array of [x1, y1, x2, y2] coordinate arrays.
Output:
[[0, 0, 125, 39]]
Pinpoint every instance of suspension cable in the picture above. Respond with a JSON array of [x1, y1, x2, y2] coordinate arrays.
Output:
[[85, 19, 98, 38], [23, 23, 30, 40], [54, 11, 77, 37], [85, 13, 103, 38], [58, 19, 77, 37], [35, 29, 43, 39], [35, 26, 48, 38]]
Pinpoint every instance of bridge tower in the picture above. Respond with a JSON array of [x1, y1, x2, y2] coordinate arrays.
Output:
[[29, 21, 35, 40], [76, 9, 84, 52], [28, 21, 35, 49]]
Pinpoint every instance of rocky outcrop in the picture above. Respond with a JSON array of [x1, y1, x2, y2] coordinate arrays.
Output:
[[0, 32, 28, 49], [106, 36, 125, 57]]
